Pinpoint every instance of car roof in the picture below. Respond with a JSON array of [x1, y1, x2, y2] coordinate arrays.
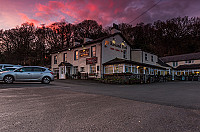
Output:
[[22, 66, 48, 69], [4, 67, 21, 68]]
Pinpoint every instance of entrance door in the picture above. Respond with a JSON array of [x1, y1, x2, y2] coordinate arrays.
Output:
[[67, 67, 70, 77], [59, 66, 66, 79]]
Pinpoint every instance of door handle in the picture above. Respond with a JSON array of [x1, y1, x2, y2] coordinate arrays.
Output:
[[28, 73, 31, 74]]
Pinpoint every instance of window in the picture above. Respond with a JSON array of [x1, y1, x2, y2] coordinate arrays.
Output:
[[16, 67, 33, 72], [74, 50, 78, 60], [90, 65, 96, 73], [114, 64, 123, 73], [32, 67, 46, 72], [123, 50, 127, 59], [132, 66, 137, 74], [172, 62, 178, 67], [97, 66, 100, 71], [54, 55, 57, 64], [74, 66, 78, 74], [185, 60, 194, 64], [80, 67, 85, 72], [151, 56, 154, 62], [63, 53, 67, 62], [145, 54, 148, 61], [105, 65, 113, 74], [91, 46, 96, 57]]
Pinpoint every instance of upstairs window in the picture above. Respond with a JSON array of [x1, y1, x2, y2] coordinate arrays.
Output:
[[172, 62, 178, 67], [91, 46, 96, 57], [185, 60, 194, 64], [123, 50, 127, 59], [54, 55, 57, 64], [145, 54, 148, 61], [151, 56, 154, 62], [74, 50, 78, 60], [63, 53, 67, 62]]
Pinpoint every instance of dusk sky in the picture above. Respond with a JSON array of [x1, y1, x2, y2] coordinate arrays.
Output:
[[0, 0, 200, 30]]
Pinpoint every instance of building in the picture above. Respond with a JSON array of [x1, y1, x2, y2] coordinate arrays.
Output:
[[51, 25, 166, 80], [160, 52, 200, 76]]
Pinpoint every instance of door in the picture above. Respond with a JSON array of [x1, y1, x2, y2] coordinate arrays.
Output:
[[15, 67, 32, 80], [59, 66, 66, 79], [31, 67, 45, 80]]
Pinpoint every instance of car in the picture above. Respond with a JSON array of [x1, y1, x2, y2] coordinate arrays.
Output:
[[0, 66, 54, 84], [1, 66, 22, 72]]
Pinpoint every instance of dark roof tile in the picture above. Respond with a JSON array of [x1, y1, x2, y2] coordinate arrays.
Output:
[[160, 52, 200, 63]]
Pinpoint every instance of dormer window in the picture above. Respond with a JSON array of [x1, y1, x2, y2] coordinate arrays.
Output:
[[185, 60, 194, 64], [173, 62, 178, 67]]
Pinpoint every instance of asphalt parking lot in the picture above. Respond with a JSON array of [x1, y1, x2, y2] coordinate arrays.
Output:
[[0, 80, 200, 131]]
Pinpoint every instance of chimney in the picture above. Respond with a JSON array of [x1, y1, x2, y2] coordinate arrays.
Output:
[[111, 23, 121, 34], [83, 38, 93, 43], [73, 41, 80, 46]]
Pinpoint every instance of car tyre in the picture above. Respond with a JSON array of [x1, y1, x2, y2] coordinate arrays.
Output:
[[4, 75, 14, 84], [42, 76, 51, 84]]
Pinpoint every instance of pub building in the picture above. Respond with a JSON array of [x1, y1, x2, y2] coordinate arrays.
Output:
[[51, 25, 168, 80]]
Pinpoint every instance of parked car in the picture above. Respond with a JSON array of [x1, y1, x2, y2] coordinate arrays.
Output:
[[0, 64, 21, 71], [1, 67, 21, 72], [0, 66, 54, 84]]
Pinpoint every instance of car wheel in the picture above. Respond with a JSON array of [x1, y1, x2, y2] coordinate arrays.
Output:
[[4, 76, 14, 84], [42, 77, 51, 84]]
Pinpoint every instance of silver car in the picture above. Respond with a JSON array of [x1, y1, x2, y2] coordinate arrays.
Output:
[[0, 66, 54, 84]]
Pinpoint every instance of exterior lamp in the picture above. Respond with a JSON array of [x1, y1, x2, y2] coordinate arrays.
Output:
[[137, 66, 140, 69]]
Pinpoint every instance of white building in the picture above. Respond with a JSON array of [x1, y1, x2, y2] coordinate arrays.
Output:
[[51, 26, 167, 79]]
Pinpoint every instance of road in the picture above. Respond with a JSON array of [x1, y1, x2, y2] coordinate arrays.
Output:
[[0, 80, 200, 132]]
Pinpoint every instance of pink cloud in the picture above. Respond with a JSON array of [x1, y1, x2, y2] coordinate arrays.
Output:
[[13, 0, 200, 29], [19, 13, 40, 25]]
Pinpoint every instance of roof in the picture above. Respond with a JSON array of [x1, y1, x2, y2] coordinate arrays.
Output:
[[160, 52, 200, 63], [157, 58, 172, 68], [175, 64, 200, 70], [51, 32, 132, 54], [103, 58, 166, 70], [58, 62, 73, 67]]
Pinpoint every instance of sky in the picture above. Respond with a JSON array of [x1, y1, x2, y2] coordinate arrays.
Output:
[[0, 0, 200, 30]]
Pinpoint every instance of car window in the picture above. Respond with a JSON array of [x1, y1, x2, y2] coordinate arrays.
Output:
[[0, 66, 2, 69], [32, 67, 46, 72], [4, 65, 13, 68]]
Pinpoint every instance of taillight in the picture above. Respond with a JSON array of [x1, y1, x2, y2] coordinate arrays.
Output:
[[50, 72, 54, 75]]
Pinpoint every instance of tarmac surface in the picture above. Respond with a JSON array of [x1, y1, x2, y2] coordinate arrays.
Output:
[[0, 80, 200, 131]]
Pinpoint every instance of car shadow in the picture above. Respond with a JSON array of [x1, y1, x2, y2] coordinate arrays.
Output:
[[0, 81, 55, 89]]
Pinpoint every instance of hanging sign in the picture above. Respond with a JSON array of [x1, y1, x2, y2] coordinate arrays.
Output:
[[86, 57, 97, 65]]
